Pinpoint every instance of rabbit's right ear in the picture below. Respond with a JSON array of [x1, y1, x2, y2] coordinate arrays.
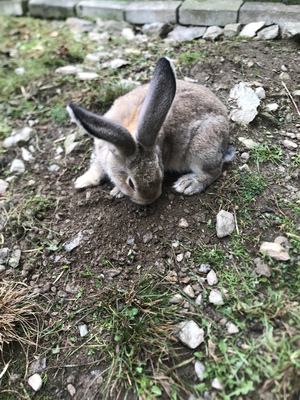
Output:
[[136, 57, 177, 148], [67, 104, 136, 156]]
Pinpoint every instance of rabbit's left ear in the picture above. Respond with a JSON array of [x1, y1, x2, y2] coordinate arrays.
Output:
[[136, 57, 176, 148]]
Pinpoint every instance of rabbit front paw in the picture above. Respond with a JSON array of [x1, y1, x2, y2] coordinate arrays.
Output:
[[74, 170, 102, 189], [173, 173, 205, 195], [110, 187, 125, 198]]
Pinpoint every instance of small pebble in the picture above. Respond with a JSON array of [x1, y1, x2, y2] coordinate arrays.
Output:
[[28, 374, 42, 391]]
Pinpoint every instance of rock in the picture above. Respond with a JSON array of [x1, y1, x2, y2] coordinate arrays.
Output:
[[176, 320, 204, 349], [0, 248, 9, 264], [238, 137, 259, 149], [88, 31, 110, 43], [274, 236, 291, 249], [0, 179, 9, 195], [166, 270, 178, 282], [265, 103, 279, 112], [78, 324, 88, 337], [48, 164, 60, 172], [281, 65, 288, 72], [207, 270, 218, 286], [122, 28, 135, 40], [216, 210, 235, 238], [0, 265, 6, 274], [107, 269, 121, 278], [240, 21, 266, 38], [66, 17, 94, 33], [279, 72, 291, 82], [256, 25, 279, 40], [30, 358, 46, 374], [224, 23, 242, 37], [178, 218, 189, 228], [281, 22, 300, 41], [3, 127, 33, 148], [142, 22, 173, 39], [64, 231, 83, 251], [21, 147, 34, 162], [195, 293, 203, 306], [8, 249, 21, 268], [198, 263, 211, 273], [240, 152, 250, 163], [254, 257, 271, 277], [85, 52, 107, 62], [282, 139, 298, 150], [226, 322, 239, 334], [169, 294, 183, 304], [195, 360, 205, 381], [143, 232, 153, 244], [183, 285, 195, 298], [67, 384, 76, 397], [229, 82, 260, 124], [28, 374, 42, 391], [176, 253, 183, 262], [255, 87, 266, 99], [259, 242, 290, 261], [168, 25, 206, 42], [203, 26, 223, 41], [76, 72, 98, 80], [65, 283, 79, 294], [209, 289, 224, 305], [212, 377, 223, 390], [96, 19, 131, 34], [55, 65, 78, 75]]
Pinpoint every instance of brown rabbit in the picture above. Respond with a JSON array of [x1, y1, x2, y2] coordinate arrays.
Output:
[[67, 57, 234, 205]]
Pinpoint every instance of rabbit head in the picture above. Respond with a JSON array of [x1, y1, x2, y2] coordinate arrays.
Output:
[[67, 57, 177, 205]]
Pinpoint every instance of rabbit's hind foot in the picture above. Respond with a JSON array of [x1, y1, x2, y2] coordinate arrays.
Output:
[[74, 170, 102, 189]]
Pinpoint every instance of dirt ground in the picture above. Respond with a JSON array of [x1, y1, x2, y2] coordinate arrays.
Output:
[[1, 21, 300, 400]]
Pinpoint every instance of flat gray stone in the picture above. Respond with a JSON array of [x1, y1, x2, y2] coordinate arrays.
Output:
[[240, 21, 266, 38], [259, 242, 290, 261], [239, 2, 300, 26], [0, 0, 28, 16], [224, 23, 242, 37], [281, 22, 300, 41], [179, 0, 243, 27], [29, 0, 77, 19], [168, 25, 206, 42], [203, 25, 223, 41], [76, 1, 126, 21], [256, 25, 279, 40], [209, 289, 224, 305], [0, 248, 10, 264], [10, 159, 25, 174], [125, 1, 181, 24]]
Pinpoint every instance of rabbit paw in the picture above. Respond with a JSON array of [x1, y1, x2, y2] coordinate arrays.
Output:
[[75, 171, 102, 189], [110, 187, 125, 199], [173, 174, 205, 195]]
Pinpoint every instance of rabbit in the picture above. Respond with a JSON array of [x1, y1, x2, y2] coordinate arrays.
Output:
[[67, 57, 234, 205]]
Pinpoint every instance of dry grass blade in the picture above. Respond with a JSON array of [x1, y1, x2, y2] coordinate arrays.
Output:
[[0, 280, 40, 351]]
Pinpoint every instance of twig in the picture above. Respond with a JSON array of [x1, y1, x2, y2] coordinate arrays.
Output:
[[281, 81, 300, 116], [233, 207, 239, 235], [0, 360, 10, 379]]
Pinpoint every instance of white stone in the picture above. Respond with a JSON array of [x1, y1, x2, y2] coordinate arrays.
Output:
[[78, 324, 88, 337], [209, 289, 224, 305], [169, 294, 183, 304], [282, 139, 298, 150], [48, 164, 60, 172], [207, 269, 218, 286], [265, 103, 279, 112], [259, 242, 290, 261], [67, 384, 76, 397], [21, 147, 34, 162], [238, 137, 259, 149], [212, 377, 223, 390], [122, 28, 135, 40], [203, 26, 223, 41], [64, 231, 83, 251], [88, 31, 110, 42], [195, 360, 205, 381], [10, 159, 25, 174], [178, 218, 189, 228], [168, 25, 206, 42], [15, 67, 26, 75], [28, 374, 42, 391], [256, 25, 279, 40], [176, 253, 183, 262], [240, 152, 250, 163], [224, 23, 242, 37], [177, 320, 204, 349], [281, 22, 300, 40], [8, 249, 21, 268], [0, 179, 9, 195], [240, 21, 266, 38], [76, 72, 98, 80], [230, 82, 260, 124], [3, 127, 33, 148], [195, 293, 203, 306], [183, 285, 195, 298], [55, 65, 78, 75], [216, 210, 235, 238], [226, 322, 239, 334], [255, 87, 265, 99]]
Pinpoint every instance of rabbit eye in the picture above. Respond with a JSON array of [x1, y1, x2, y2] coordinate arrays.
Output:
[[128, 178, 135, 191]]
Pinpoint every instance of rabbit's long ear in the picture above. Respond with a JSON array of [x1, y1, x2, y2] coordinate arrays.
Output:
[[67, 104, 136, 156], [136, 57, 176, 148]]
